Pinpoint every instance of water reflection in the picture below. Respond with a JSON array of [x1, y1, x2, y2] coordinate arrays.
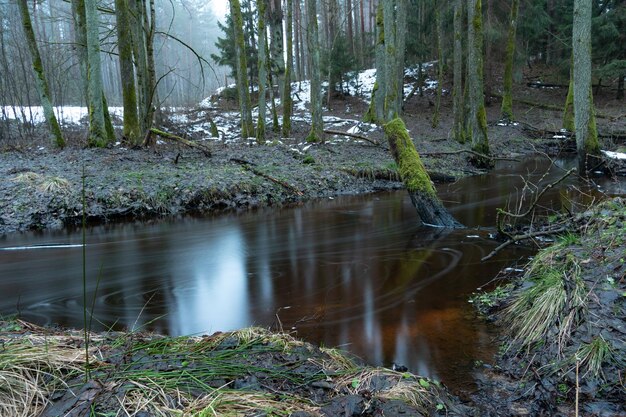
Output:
[[0, 156, 622, 392]]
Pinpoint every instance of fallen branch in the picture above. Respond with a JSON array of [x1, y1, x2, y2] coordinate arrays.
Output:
[[149, 128, 212, 156], [491, 92, 610, 119], [496, 167, 577, 238], [324, 129, 379, 146], [519, 121, 626, 141], [420, 149, 520, 162], [481, 227, 567, 261], [230, 158, 304, 196]]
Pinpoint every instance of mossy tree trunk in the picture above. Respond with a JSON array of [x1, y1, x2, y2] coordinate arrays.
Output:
[[71, 0, 115, 144], [432, 7, 444, 128], [282, 0, 294, 137], [115, 0, 141, 146], [230, 0, 255, 138], [452, 0, 465, 143], [500, 0, 519, 122], [305, 0, 324, 143], [18, 0, 65, 148], [256, 0, 268, 144], [572, 0, 600, 168], [382, 0, 398, 122], [128, 0, 149, 134], [467, 0, 490, 160], [144, 0, 157, 136], [85, 0, 109, 147], [384, 118, 463, 228]]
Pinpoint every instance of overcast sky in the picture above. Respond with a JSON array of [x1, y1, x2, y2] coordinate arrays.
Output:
[[211, 1, 228, 22]]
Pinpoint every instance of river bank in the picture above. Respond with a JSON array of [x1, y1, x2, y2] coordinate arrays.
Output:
[[470, 197, 626, 416]]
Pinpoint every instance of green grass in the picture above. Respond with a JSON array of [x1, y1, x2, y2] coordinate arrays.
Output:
[[503, 251, 587, 354]]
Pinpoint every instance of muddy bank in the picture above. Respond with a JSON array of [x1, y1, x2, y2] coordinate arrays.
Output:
[[0, 320, 474, 416], [470, 198, 626, 416]]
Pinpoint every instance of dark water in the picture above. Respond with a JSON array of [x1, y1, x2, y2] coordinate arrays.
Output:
[[1, 156, 623, 392]]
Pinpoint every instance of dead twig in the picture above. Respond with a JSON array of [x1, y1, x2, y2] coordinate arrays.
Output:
[[324, 129, 380, 146], [481, 227, 567, 261], [420, 149, 520, 162], [230, 158, 304, 196]]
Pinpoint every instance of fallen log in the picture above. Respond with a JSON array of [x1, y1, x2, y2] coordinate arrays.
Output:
[[491, 92, 610, 119], [149, 128, 212, 156], [324, 129, 380, 146]]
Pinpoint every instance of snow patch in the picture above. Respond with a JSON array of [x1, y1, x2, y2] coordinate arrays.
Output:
[[602, 150, 626, 160]]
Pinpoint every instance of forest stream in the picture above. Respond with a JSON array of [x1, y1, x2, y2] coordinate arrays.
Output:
[[1, 155, 624, 396]]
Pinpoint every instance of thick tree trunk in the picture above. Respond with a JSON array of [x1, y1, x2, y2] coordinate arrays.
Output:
[[282, 0, 294, 136], [572, 0, 599, 168], [382, 0, 398, 121], [452, 0, 464, 143], [129, 0, 149, 133], [384, 118, 463, 228], [115, 0, 140, 146], [617, 75, 624, 100], [230, 0, 255, 138], [256, 0, 268, 144], [500, 0, 519, 122], [84, 0, 108, 147], [18, 0, 65, 148], [467, 0, 490, 159], [305, 0, 324, 143]]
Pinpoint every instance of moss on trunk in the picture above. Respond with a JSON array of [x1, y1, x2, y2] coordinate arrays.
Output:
[[383, 118, 463, 228]]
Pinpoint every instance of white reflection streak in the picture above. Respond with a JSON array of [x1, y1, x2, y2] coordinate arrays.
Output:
[[172, 226, 249, 335]]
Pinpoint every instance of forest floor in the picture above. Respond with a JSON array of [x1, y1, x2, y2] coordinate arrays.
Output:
[[0, 66, 625, 416]]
